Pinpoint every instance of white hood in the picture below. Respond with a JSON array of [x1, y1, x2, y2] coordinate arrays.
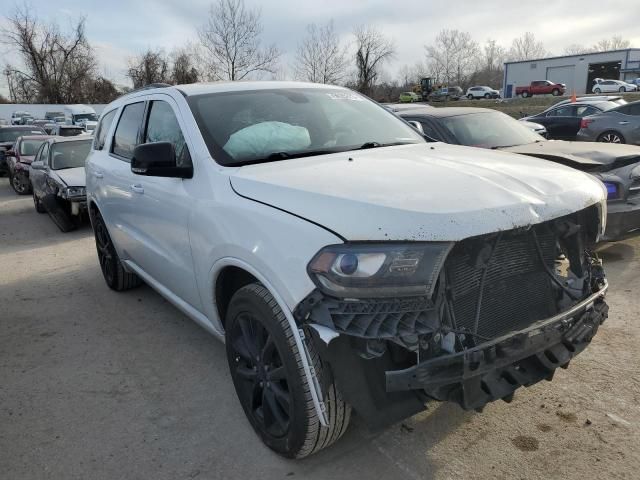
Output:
[[230, 143, 606, 241], [54, 167, 86, 187]]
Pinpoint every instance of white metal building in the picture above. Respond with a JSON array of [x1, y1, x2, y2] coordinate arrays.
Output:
[[503, 48, 640, 96]]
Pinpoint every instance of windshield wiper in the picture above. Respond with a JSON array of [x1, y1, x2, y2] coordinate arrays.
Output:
[[356, 141, 415, 150]]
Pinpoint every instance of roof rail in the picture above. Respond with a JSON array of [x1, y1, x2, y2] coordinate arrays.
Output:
[[122, 83, 172, 97]]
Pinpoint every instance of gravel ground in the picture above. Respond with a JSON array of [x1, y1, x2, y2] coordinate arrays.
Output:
[[1, 177, 639, 480]]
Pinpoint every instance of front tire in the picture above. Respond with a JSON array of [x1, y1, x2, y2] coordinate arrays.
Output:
[[484, 93, 491, 99], [552, 88, 560, 96], [226, 284, 350, 458], [467, 94, 474, 100], [33, 190, 46, 213], [619, 87, 625, 93], [522, 91, 529, 98], [594, 88, 601, 94], [92, 209, 142, 291]]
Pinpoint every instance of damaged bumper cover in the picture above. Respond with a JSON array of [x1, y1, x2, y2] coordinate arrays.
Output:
[[385, 281, 608, 410]]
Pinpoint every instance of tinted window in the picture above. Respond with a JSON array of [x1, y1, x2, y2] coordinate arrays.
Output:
[[50, 140, 92, 170], [576, 106, 599, 117], [112, 102, 145, 159], [144, 101, 190, 167], [547, 106, 575, 117], [58, 127, 84, 137], [94, 109, 117, 150], [415, 119, 445, 141]]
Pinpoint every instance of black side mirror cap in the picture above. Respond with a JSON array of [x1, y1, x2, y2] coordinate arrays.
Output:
[[131, 142, 193, 179]]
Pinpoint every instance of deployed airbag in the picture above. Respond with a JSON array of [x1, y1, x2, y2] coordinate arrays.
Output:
[[224, 121, 311, 159]]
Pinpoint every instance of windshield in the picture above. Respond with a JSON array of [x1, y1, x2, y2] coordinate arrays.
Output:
[[73, 113, 98, 122], [440, 111, 544, 148], [50, 140, 92, 169], [188, 88, 425, 165], [20, 139, 46, 156], [0, 128, 45, 143]]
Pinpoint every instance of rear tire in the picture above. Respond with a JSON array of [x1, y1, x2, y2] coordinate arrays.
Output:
[[594, 88, 601, 94], [597, 131, 625, 144], [226, 283, 350, 458], [91, 209, 142, 291], [11, 171, 31, 195], [522, 91, 529, 98], [467, 94, 474, 100]]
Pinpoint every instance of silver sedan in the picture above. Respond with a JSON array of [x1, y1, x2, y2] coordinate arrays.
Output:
[[577, 101, 640, 144]]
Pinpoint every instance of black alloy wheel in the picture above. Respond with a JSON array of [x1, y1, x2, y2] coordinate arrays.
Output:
[[228, 310, 292, 439]]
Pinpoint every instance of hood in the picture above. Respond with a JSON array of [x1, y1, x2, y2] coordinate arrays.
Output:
[[54, 167, 86, 187], [229, 143, 606, 241], [504, 141, 640, 171]]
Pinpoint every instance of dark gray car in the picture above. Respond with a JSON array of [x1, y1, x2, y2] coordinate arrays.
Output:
[[577, 100, 640, 145], [398, 106, 640, 240]]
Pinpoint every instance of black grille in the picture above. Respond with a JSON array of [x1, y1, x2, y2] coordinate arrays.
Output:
[[326, 297, 434, 338], [445, 227, 558, 339]]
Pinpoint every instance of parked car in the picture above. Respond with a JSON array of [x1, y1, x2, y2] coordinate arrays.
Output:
[[10, 111, 34, 125], [0, 125, 47, 176], [398, 91, 421, 103], [85, 82, 609, 458], [45, 111, 64, 121], [5, 135, 52, 194], [64, 104, 98, 126], [30, 136, 91, 232], [398, 105, 640, 240], [554, 95, 627, 107], [465, 86, 500, 99], [429, 86, 463, 101], [516, 80, 566, 98], [577, 100, 640, 145], [50, 125, 87, 137], [592, 79, 638, 93], [520, 100, 619, 140]]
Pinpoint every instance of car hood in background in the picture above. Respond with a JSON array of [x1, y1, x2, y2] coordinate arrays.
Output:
[[229, 143, 605, 241], [504, 141, 640, 171], [54, 167, 86, 187]]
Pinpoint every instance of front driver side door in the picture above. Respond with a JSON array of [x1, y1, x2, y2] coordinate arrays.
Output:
[[125, 96, 202, 311]]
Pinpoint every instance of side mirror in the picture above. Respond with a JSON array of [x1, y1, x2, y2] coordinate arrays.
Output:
[[31, 161, 44, 170], [131, 142, 192, 179], [406, 121, 424, 134]]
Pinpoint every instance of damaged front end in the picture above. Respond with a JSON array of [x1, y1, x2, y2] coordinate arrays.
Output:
[[295, 205, 608, 427]]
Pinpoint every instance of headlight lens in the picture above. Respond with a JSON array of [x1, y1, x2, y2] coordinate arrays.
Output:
[[308, 243, 452, 298], [65, 186, 86, 198], [602, 181, 619, 200]]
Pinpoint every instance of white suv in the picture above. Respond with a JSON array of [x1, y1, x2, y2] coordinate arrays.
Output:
[[466, 86, 500, 99], [86, 81, 609, 458]]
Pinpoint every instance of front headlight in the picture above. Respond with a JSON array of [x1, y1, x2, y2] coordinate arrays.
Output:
[[64, 186, 86, 198], [308, 243, 452, 298]]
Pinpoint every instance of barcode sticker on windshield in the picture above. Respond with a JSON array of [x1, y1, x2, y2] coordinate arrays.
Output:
[[326, 92, 363, 101]]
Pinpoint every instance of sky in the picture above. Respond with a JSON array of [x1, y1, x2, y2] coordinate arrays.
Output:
[[2, 0, 640, 97]]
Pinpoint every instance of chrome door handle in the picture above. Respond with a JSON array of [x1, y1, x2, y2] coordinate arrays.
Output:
[[94, 171, 103, 179], [130, 184, 144, 194], [619, 121, 629, 125]]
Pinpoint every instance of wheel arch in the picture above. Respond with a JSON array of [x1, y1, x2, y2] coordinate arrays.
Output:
[[208, 256, 329, 427]]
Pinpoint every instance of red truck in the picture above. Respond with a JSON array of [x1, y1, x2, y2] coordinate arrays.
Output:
[[516, 80, 566, 98]]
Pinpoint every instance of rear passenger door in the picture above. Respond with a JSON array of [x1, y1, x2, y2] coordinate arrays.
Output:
[[124, 96, 201, 310], [541, 105, 577, 140]]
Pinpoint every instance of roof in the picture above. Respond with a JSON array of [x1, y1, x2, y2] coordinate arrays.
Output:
[[45, 135, 93, 145], [384, 103, 434, 112], [398, 107, 494, 118], [504, 48, 640, 65]]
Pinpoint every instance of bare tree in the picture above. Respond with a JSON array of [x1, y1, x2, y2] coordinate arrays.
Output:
[[1, 6, 97, 103], [507, 32, 548, 61], [85, 76, 120, 103], [593, 36, 631, 52], [354, 25, 395, 95], [563, 44, 593, 55], [198, 0, 281, 81], [468, 39, 505, 87], [170, 47, 199, 84], [293, 21, 349, 84], [127, 49, 169, 88], [425, 29, 479, 86]]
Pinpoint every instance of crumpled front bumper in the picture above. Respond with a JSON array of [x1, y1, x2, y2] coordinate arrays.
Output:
[[385, 282, 608, 410]]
